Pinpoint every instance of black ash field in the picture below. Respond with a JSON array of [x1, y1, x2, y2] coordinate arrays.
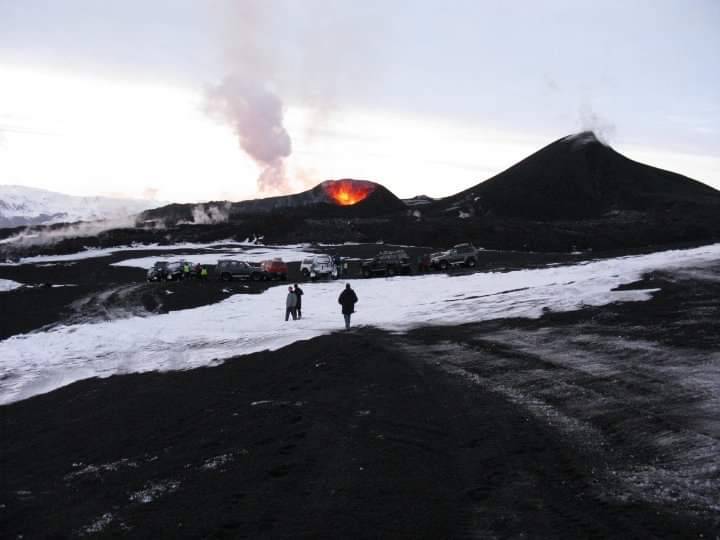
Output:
[[1, 240, 719, 539]]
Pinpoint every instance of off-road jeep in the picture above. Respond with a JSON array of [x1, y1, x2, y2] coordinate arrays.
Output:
[[300, 254, 337, 280], [147, 260, 188, 281], [215, 259, 266, 281], [260, 258, 288, 281], [361, 250, 412, 278], [431, 243, 478, 270]]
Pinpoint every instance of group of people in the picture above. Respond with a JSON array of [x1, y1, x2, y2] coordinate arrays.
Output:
[[285, 284, 304, 321], [182, 262, 209, 280], [285, 283, 359, 330]]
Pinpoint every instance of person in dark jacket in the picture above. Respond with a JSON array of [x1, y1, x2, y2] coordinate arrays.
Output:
[[293, 284, 304, 319], [285, 286, 298, 321], [338, 283, 358, 329]]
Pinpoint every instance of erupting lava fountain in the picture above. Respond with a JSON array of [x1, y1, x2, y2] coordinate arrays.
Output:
[[322, 180, 377, 206]]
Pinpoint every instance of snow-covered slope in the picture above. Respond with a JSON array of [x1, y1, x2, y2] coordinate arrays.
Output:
[[0, 185, 161, 227]]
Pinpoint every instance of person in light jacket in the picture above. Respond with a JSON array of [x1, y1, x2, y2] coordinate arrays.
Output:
[[338, 283, 358, 329], [285, 286, 298, 321]]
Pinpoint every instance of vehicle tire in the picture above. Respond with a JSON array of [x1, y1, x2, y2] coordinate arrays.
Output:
[[221, 272, 232, 282], [302, 268, 310, 278], [466, 257, 477, 268], [362, 268, 371, 278], [387, 266, 396, 277], [439, 260, 449, 271]]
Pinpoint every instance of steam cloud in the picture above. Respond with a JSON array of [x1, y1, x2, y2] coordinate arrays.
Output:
[[181, 203, 231, 225], [0, 216, 141, 249], [207, 77, 292, 193], [206, 2, 387, 194], [579, 104, 616, 144]]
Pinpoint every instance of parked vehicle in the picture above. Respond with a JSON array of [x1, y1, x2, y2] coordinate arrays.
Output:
[[300, 254, 338, 280], [215, 259, 266, 281], [361, 250, 412, 278], [261, 258, 288, 281], [147, 260, 188, 281], [147, 261, 170, 282], [430, 243, 478, 270]]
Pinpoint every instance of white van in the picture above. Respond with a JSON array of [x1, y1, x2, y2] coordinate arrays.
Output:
[[300, 254, 338, 280]]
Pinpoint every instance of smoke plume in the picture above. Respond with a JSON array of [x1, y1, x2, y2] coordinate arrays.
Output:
[[207, 76, 291, 193]]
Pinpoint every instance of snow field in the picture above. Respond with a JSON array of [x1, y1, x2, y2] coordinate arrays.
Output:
[[1, 243, 719, 405]]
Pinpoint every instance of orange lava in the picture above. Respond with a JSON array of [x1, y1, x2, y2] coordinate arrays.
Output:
[[323, 180, 376, 206]]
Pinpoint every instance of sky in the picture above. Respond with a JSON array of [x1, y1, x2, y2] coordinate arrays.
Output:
[[0, 0, 718, 202]]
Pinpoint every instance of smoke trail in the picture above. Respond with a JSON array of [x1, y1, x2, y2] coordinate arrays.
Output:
[[578, 104, 616, 144], [206, 76, 291, 193]]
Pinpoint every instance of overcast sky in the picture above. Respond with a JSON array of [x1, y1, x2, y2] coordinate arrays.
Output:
[[1, 0, 718, 202]]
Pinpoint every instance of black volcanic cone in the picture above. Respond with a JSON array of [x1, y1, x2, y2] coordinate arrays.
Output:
[[230, 179, 405, 218], [436, 132, 720, 220], [140, 180, 406, 225]]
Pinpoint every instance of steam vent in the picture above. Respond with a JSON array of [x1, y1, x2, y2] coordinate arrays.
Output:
[[322, 179, 377, 206]]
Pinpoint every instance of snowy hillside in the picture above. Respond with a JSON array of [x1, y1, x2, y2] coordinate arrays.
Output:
[[0, 185, 161, 227]]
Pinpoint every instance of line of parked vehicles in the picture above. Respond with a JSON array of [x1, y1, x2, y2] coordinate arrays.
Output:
[[359, 243, 479, 277], [146, 244, 481, 283], [146, 258, 291, 282]]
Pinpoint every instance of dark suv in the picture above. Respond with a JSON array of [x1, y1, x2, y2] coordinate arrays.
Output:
[[361, 250, 412, 278], [147, 260, 187, 281], [147, 261, 170, 282], [431, 243, 478, 270], [215, 259, 266, 281]]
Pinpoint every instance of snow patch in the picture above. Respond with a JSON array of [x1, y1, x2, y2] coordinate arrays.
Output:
[[129, 480, 180, 504], [0, 279, 22, 292], [111, 246, 318, 269]]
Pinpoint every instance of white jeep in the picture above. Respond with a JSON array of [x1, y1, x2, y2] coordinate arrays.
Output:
[[300, 254, 338, 280]]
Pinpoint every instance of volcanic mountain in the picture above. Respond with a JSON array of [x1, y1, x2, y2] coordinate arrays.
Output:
[[140, 180, 405, 226], [433, 132, 720, 221]]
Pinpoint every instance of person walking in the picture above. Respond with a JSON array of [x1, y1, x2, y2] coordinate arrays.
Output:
[[285, 286, 298, 321], [338, 283, 358, 330], [293, 284, 304, 319]]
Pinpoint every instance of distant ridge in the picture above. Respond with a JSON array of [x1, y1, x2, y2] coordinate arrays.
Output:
[[0, 185, 161, 228], [140, 180, 406, 225]]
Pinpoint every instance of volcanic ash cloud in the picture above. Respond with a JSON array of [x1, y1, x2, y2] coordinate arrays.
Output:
[[206, 76, 292, 193]]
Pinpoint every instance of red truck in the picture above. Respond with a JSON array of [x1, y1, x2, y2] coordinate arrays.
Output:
[[261, 258, 288, 281]]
